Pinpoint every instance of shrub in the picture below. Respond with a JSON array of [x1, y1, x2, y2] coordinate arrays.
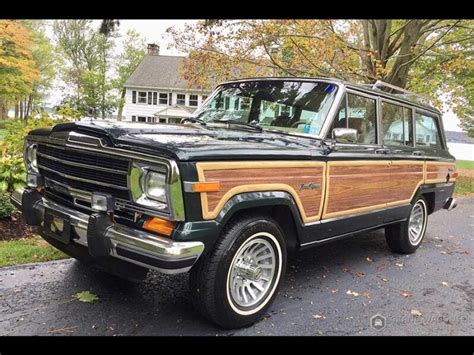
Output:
[[0, 192, 16, 219], [0, 154, 26, 193]]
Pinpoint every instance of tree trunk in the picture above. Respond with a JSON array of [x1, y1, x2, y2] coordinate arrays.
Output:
[[117, 88, 126, 121], [15, 102, 19, 118], [19, 100, 24, 120]]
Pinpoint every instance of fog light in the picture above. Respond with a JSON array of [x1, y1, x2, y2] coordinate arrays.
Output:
[[91, 193, 114, 213], [27, 173, 43, 188]]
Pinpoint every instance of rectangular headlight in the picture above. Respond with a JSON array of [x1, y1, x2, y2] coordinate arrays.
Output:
[[144, 171, 167, 203]]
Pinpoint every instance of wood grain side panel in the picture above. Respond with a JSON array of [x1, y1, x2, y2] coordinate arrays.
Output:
[[386, 162, 424, 205], [323, 161, 390, 218], [197, 162, 326, 222], [425, 162, 456, 183]]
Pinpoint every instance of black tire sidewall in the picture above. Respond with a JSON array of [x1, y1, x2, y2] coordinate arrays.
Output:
[[213, 218, 287, 328]]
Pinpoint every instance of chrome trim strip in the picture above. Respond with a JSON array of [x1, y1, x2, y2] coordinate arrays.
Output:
[[37, 151, 128, 174], [38, 164, 129, 190]]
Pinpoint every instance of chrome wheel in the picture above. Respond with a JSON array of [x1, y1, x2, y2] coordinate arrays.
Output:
[[408, 200, 427, 246], [226, 232, 282, 315]]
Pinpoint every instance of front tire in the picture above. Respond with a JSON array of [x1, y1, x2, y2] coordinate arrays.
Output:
[[189, 214, 287, 329], [385, 197, 428, 254]]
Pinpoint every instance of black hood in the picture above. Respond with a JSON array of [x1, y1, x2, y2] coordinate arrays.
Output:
[[31, 120, 327, 161]]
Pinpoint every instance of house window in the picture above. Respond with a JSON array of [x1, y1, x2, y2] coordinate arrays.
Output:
[[148, 92, 152, 105], [147, 117, 155, 123], [189, 95, 198, 107], [132, 91, 137, 104], [137, 116, 146, 122], [138, 92, 147, 104], [159, 118, 167, 123], [153, 92, 157, 105], [177, 94, 186, 105], [159, 93, 168, 105], [132, 115, 136, 122]]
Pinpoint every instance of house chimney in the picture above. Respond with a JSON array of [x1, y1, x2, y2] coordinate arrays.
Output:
[[147, 43, 159, 55]]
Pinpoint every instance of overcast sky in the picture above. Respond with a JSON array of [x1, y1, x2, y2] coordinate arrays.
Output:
[[43, 20, 462, 131]]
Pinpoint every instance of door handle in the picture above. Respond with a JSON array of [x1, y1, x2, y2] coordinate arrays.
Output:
[[375, 148, 390, 154], [413, 150, 423, 156]]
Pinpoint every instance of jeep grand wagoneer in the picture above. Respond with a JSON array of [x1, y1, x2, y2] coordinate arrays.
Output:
[[12, 78, 457, 328]]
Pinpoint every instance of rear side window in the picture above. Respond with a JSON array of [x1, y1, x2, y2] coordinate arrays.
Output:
[[329, 93, 377, 144], [415, 112, 442, 148], [381, 102, 413, 146]]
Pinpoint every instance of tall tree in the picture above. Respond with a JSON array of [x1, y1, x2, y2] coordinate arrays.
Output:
[[114, 29, 146, 120], [19, 20, 56, 119], [167, 20, 473, 131], [53, 20, 117, 118], [0, 20, 40, 119]]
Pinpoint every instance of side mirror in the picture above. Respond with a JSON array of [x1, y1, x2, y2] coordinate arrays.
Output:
[[332, 128, 358, 144]]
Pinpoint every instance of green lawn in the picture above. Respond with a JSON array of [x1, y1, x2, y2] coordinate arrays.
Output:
[[0, 128, 7, 140], [457, 160, 474, 170], [454, 160, 474, 196], [0, 235, 68, 267]]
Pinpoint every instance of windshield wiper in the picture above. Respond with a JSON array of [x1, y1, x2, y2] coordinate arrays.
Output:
[[181, 117, 207, 126], [209, 119, 263, 132]]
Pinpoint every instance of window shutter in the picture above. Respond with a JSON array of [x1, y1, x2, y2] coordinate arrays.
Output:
[[168, 93, 172, 106], [148, 92, 152, 105], [132, 91, 136, 104], [153, 92, 157, 105]]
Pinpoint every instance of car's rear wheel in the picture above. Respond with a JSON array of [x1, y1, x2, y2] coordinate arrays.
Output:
[[189, 214, 286, 329], [385, 197, 428, 254]]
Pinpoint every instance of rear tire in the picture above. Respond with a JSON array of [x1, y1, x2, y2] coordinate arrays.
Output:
[[385, 197, 428, 254], [189, 214, 287, 329]]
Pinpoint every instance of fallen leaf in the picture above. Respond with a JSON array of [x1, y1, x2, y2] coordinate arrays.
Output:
[[376, 264, 386, 270], [355, 272, 365, 278], [346, 290, 360, 297], [330, 289, 338, 294], [462, 251, 469, 256], [410, 309, 422, 317], [395, 262, 404, 268], [440, 251, 448, 255], [441, 281, 449, 287], [366, 257, 374, 263], [312, 314, 326, 320], [11, 215, 17, 221], [47, 326, 76, 334], [73, 291, 99, 303], [401, 291, 412, 298], [341, 267, 350, 273], [381, 277, 389, 282], [362, 292, 371, 299]]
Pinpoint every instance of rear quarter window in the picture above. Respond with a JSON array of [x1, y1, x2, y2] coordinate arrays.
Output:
[[415, 112, 443, 149]]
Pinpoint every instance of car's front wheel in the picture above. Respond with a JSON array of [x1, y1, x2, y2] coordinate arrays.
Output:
[[385, 197, 429, 254], [189, 214, 287, 329]]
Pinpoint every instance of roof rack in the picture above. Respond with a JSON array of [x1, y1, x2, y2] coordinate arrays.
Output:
[[372, 80, 433, 107]]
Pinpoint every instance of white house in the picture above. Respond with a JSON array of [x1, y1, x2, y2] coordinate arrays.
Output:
[[122, 44, 212, 124]]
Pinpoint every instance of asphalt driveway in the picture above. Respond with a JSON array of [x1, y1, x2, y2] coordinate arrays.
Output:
[[1, 196, 473, 336]]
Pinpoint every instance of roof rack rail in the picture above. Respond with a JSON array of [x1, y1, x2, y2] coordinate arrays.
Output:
[[372, 80, 433, 106]]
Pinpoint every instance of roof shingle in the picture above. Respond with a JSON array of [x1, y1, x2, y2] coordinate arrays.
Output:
[[124, 54, 207, 91]]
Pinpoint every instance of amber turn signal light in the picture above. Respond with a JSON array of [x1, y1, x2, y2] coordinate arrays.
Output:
[[143, 217, 176, 236], [192, 181, 220, 192]]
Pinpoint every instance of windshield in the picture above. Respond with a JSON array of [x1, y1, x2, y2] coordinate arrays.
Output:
[[193, 80, 338, 136]]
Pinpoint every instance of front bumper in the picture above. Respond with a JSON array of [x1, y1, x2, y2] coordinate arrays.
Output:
[[11, 188, 204, 274]]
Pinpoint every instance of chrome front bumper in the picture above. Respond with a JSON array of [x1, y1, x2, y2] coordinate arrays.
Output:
[[11, 188, 204, 274]]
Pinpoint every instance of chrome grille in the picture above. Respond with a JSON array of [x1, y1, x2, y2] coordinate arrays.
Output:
[[37, 144, 131, 201]]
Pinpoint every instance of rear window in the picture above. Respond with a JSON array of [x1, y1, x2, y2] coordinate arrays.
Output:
[[415, 112, 443, 148]]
